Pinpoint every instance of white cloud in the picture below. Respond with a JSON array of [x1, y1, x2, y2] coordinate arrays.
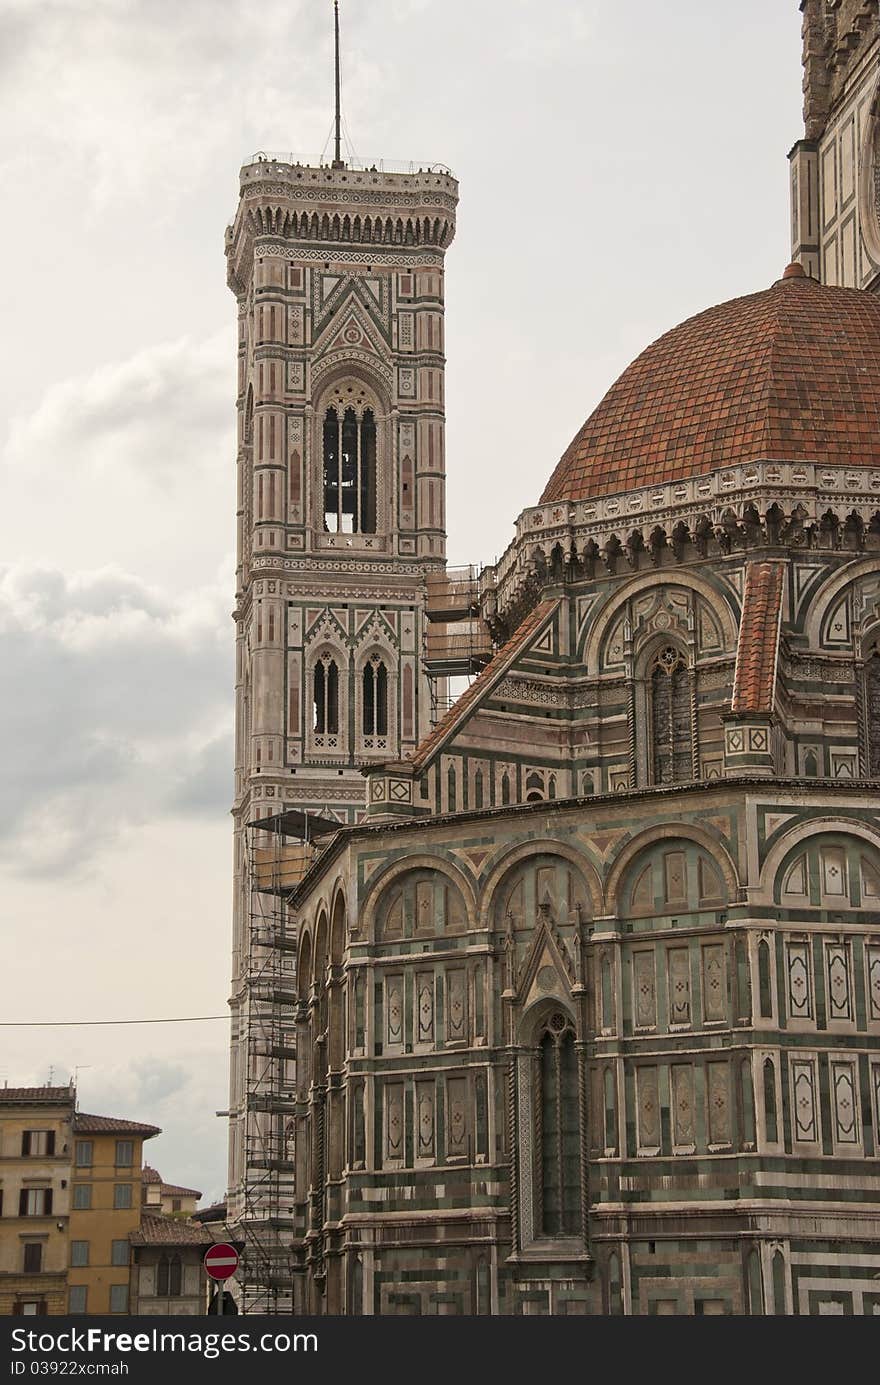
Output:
[[1, 331, 235, 588], [0, 561, 232, 876]]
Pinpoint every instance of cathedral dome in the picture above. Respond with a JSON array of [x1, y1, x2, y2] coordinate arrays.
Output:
[[540, 266, 880, 504]]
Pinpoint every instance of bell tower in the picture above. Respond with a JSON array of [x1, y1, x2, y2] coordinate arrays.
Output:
[[223, 39, 458, 1263], [226, 153, 457, 813]]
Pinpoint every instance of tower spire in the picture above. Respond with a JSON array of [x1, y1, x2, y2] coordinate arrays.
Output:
[[333, 0, 343, 168]]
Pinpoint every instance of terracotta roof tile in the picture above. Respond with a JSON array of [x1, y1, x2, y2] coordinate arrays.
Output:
[[541, 274, 880, 503], [159, 1181, 202, 1199], [130, 1213, 212, 1247], [142, 1165, 162, 1184], [75, 1112, 161, 1137], [0, 1087, 72, 1103], [409, 600, 559, 772], [731, 561, 785, 714]]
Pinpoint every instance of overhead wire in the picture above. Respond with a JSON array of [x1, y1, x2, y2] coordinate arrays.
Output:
[[0, 1015, 228, 1027]]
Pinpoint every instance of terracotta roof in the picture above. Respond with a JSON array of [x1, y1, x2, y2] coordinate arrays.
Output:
[[541, 270, 880, 503], [409, 599, 559, 771], [142, 1165, 162, 1184], [130, 1213, 212, 1247], [0, 1087, 73, 1103], [74, 1112, 161, 1138], [731, 561, 785, 714], [160, 1181, 202, 1199]]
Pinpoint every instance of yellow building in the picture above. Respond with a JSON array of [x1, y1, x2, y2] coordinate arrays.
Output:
[[0, 1086, 75, 1315], [67, 1112, 160, 1316], [141, 1166, 201, 1219]]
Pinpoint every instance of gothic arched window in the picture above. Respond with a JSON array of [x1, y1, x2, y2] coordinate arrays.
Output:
[[313, 658, 339, 735], [362, 657, 388, 739], [865, 648, 880, 776], [649, 646, 691, 785], [762, 1058, 778, 1143], [536, 1013, 581, 1237], [322, 405, 376, 534]]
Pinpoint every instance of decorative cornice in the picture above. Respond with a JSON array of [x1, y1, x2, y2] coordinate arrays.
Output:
[[481, 460, 880, 632]]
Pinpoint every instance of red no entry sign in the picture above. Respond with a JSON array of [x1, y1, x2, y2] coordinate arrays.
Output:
[[204, 1243, 239, 1281]]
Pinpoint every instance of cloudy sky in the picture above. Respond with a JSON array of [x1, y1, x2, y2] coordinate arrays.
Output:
[[0, 0, 803, 1201]]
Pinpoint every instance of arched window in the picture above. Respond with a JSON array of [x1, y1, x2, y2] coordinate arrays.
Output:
[[865, 647, 880, 776], [740, 1058, 755, 1146], [526, 771, 544, 803], [757, 940, 773, 1019], [362, 656, 388, 739], [474, 768, 484, 810], [501, 771, 511, 806], [322, 404, 376, 533], [313, 658, 339, 735], [649, 646, 691, 785], [536, 1014, 581, 1237], [762, 1058, 778, 1143], [447, 763, 457, 811]]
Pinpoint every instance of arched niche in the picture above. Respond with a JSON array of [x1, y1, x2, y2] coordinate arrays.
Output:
[[582, 570, 738, 675], [619, 838, 728, 930], [605, 824, 738, 919], [481, 839, 602, 932], [771, 829, 880, 911], [329, 887, 346, 965], [803, 556, 880, 653], [313, 908, 329, 984], [371, 865, 471, 943], [492, 850, 594, 935], [296, 927, 312, 1003], [758, 818, 880, 905]]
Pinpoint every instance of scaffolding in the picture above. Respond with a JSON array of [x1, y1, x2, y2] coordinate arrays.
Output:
[[238, 809, 338, 1314], [424, 565, 494, 723]]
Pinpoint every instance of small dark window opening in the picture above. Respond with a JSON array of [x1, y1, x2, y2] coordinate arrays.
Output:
[[362, 659, 388, 736], [323, 405, 377, 533], [763, 1058, 778, 1143], [758, 940, 773, 1019], [313, 660, 339, 735]]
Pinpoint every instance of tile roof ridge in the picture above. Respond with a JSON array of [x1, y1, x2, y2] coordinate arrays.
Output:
[[731, 558, 786, 715]]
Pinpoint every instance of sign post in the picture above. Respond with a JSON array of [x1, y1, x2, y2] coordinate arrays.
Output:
[[204, 1242, 239, 1316]]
